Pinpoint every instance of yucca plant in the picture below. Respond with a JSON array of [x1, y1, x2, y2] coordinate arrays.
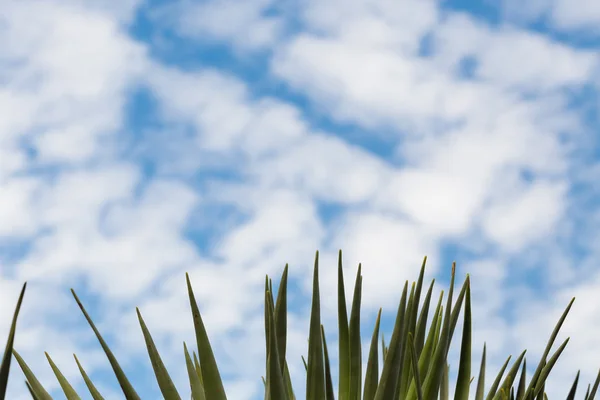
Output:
[[0, 282, 27, 400], [12, 251, 600, 399]]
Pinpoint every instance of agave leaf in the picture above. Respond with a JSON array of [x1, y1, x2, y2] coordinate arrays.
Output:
[[492, 350, 526, 400], [264, 364, 270, 400], [70, 289, 141, 399], [412, 257, 428, 358], [566, 370, 580, 400], [373, 280, 408, 400], [265, 290, 288, 400], [282, 360, 295, 400], [264, 296, 272, 400], [73, 354, 105, 400], [585, 383, 591, 400], [536, 380, 545, 400], [431, 306, 443, 359], [192, 352, 203, 387], [273, 265, 288, 375], [0, 282, 26, 400], [45, 352, 81, 399], [381, 333, 387, 364], [521, 298, 575, 399], [405, 291, 444, 400], [498, 388, 507, 400], [306, 251, 325, 400], [440, 362, 449, 400], [515, 357, 526, 400], [454, 275, 472, 400], [588, 367, 600, 399], [185, 273, 227, 400], [337, 250, 350, 400], [264, 266, 294, 400], [445, 270, 470, 361], [421, 263, 458, 399], [363, 308, 382, 400], [533, 338, 570, 398], [348, 264, 362, 400], [261, 279, 276, 400], [397, 283, 416, 399], [405, 281, 424, 397], [25, 380, 42, 400], [184, 342, 205, 400], [414, 278, 435, 359], [264, 275, 271, 382], [12, 349, 52, 400], [136, 308, 181, 399], [485, 355, 512, 400], [320, 325, 335, 400], [407, 332, 423, 400]]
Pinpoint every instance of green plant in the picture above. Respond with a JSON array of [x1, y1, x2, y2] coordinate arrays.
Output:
[[12, 251, 600, 399], [0, 282, 27, 400]]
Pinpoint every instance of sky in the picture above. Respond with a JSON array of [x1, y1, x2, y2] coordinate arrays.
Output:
[[0, 0, 600, 399]]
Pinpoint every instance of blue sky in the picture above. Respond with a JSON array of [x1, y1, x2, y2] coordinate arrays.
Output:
[[1, 0, 600, 398]]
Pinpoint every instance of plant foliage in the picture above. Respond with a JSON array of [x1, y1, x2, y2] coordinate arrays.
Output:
[[11, 252, 600, 399]]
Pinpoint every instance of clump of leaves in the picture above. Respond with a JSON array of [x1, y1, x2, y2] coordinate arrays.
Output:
[[13, 252, 600, 399]]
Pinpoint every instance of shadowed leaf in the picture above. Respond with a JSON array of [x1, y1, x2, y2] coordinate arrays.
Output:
[[0, 282, 26, 400]]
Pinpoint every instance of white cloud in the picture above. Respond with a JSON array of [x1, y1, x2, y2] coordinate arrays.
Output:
[[551, 0, 600, 33], [432, 12, 598, 88], [321, 212, 438, 310], [374, 167, 488, 236], [251, 133, 392, 204], [146, 64, 308, 160], [57, 0, 144, 23], [301, 0, 439, 54], [0, 0, 147, 165], [0, 178, 42, 238], [153, 0, 284, 51], [470, 28, 597, 91], [481, 179, 568, 252], [18, 176, 200, 300], [272, 35, 472, 131], [272, 11, 598, 134], [501, 0, 600, 35]]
